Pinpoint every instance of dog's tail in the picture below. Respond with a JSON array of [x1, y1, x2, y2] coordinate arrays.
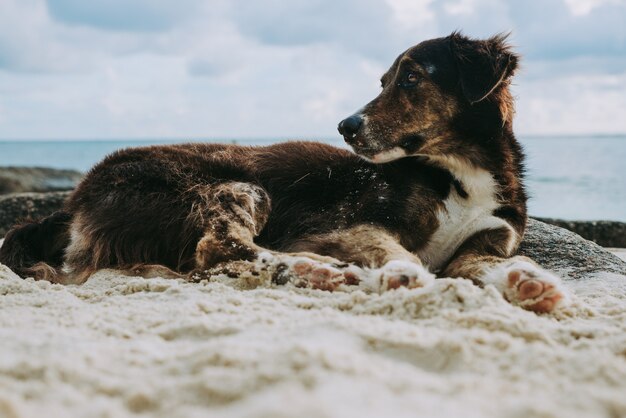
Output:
[[0, 211, 72, 280]]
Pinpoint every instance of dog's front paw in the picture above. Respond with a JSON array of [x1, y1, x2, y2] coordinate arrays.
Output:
[[378, 260, 435, 291], [484, 259, 570, 313], [288, 259, 346, 291], [266, 255, 358, 291]]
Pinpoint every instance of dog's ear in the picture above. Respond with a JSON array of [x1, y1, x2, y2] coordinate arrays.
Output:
[[450, 32, 519, 104]]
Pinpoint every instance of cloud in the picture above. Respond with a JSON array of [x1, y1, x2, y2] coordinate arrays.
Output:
[[45, 0, 202, 32], [0, 0, 166, 73], [563, 0, 624, 16], [508, 0, 626, 60], [223, 0, 445, 63], [514, 73, 626, 135], [0, 0, 74, 72], [0, 0, 625, 139]]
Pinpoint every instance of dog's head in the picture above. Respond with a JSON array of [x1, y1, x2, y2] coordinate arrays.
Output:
[[338, 32, 519, 163]]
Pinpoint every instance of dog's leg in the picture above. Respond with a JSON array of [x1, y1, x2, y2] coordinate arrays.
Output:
[[187, 185, 383, 288], [442, 229, 569, 313], [271, 224, 435, 292], [50, 181, 265, 284], [193, 212, 434, 293], [191, 182, 272, 271]]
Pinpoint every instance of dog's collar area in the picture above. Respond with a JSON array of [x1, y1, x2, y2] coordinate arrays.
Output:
[[424, 154, 498, 200]]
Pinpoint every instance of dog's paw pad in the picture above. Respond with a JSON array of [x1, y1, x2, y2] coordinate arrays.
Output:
[[292, 260, 345, 290], [499, 262, 569, 313], [342, 268, 363, 286], [379, 260, 434, 291], [270, 258, 353, 291]]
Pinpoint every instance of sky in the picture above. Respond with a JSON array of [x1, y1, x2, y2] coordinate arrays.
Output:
[[0, 0, 625, 140]]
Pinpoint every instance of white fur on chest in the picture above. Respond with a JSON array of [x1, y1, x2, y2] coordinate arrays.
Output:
[[417, 157, 515, 272]]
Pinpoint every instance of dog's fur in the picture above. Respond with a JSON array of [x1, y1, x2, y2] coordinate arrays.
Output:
[[0, 33, 567, 312]]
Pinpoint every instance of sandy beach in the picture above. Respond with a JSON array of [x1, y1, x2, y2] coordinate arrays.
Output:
[[1, 235, 626, 418]]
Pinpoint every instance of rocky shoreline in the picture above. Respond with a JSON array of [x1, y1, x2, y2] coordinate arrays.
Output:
[[0, 167, 81, 235], [0, 166, 82, 194], [534, 217, 626, 248], [0, 191, 71, 235]]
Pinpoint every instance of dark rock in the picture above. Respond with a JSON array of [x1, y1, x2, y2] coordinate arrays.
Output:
[[533, 217, 626, 248], [0, 167, 82, 195], [0, 192, 71, 236], [518, 218, 626, 279]]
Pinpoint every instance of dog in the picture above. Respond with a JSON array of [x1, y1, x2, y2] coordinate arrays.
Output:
[[0, 32, 567, 313]]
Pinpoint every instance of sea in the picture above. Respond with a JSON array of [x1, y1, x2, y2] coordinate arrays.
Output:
[[1, 136, 625, 222]]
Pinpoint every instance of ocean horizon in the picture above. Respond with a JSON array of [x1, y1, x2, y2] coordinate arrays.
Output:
[[2, 135, 625, 222]]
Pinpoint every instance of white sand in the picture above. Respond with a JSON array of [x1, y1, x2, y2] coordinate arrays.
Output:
[[1, 245, 626, 417]]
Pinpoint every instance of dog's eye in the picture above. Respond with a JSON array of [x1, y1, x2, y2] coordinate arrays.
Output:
[[399, 72, 420, 87]]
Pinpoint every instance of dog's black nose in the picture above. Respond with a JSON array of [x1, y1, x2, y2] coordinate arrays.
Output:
[[338, 115, 363, 138]]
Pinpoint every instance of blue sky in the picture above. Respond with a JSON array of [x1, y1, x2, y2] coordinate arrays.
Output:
[[0, 0, 625, 139]]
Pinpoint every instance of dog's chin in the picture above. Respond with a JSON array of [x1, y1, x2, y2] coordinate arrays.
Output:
[[354, 146, 408, 164]]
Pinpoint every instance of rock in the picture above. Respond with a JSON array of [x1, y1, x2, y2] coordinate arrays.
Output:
[[533, 217, 626, 248], [518, 218, 626, 279], [0, 192, 70, 236], [0, 167, 83, 195]]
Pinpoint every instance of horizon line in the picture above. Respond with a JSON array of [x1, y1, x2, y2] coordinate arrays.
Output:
[[0, 133, 626, 142]]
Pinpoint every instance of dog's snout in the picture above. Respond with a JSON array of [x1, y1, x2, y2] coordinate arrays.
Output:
[[338, 115, 363, 138]]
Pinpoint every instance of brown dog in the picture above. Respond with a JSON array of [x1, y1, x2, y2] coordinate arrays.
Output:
[[0, 32, 568, 312]]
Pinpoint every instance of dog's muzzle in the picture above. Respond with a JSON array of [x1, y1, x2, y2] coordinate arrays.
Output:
[[337, 114, 363, 143]]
